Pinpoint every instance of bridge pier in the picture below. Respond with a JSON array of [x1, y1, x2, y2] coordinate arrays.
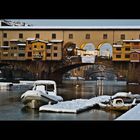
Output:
[[127, 62, 140, 84]]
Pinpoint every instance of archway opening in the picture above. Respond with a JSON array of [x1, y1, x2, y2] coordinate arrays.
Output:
[[80, 43, 97, 56], [98, 43, 112, 59], [63, 42, 76, 59]]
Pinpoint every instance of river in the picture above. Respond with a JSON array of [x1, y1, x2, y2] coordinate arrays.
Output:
[[0, 80, 139, 120]]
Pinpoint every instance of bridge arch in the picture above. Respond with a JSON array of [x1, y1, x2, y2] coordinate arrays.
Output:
[[97, 42, 113, 58], [79, 43, 98, 56], [87, 70, 118, 80], [80, 43, 96, 51]]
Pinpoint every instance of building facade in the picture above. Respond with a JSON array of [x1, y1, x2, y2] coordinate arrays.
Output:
[[113, 39, 140, 62], [1, 26, 140, 61]]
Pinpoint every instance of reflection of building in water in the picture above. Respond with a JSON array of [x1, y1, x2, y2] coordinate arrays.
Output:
[[96, 78, 104, 96]]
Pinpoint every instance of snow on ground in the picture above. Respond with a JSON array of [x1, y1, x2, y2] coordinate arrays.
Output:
[[116, 103, 140, 120], [39, 95, 110, 113]]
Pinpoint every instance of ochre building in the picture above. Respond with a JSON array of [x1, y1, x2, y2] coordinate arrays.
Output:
[[1, 26, 140, 61]]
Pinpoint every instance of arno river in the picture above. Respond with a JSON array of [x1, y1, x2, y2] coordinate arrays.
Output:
[[0, 80, 140, 120]]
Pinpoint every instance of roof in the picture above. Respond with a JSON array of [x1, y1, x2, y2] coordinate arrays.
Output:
[[49, 40, 63, 43], [0, 46, 10, 48], [10, 39, 19, 42], [34, 80, 56, 85], [26, 38, 36, 41], [47, 43, 52, 45], [113, 44, 122, 47], [17, 43, 26, 46], [123, 39, 140, 42], [130, 50, 140, 53], [31, 39, 48, 44], [1, 26, 140, 30]]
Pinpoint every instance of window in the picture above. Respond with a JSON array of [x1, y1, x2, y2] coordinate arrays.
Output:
[[121, 34, 125, 40], [54, 53, 57, 57], [3, 54, 8, 57], [125, 48, 130, 51], [41, 45, 44, 49], [103, 34, 108, 39], [116, 55, 121, 58], [19, 53, 25, 57], [54, 46, 57, 50], [27, 41, 32, 44], [34, 45, 37, 48], [85, 34, 90, 39], [19, 33, 23, 38], [52, 33, 56, 39], [47, 53, 51, 57], [28, 52, 32, 57], [3, 41, 9, 46], [3, 48, 9, 50], [125, 42, 130, 44], [46, 45, 51, 49], [3, 33, 7, 38], [134, 42, 139, 45], [36, 33, 40, 38], [18, 46, 25, 50], [69, 34, 73, 39], [132, 53, 138, 58], [116, 48, 121, 51], [125, 54, 130, 58]]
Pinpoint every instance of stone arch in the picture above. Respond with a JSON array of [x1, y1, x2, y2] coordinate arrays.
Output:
[[80, 43, 95, 50], [97, 42, 113, 58], [80, 43, 98, 56]]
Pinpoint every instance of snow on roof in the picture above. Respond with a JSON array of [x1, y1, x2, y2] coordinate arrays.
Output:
[[49, 40, 63, 43], [26, 38, 36, 41], [123, 39, 140, 42], [17, 43, 26, 46], [113, 44, 122, 47], [10, 39, 19, 42], [0, 46, 10, 48], [47, 43, 52, 45], [31, 39, 48, 43], [1, 26, 140, 30]]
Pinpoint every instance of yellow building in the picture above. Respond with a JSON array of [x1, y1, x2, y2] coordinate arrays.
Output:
[[47, 40, 63, 61], [113, 39, 140, 62], [25, 39, 63, 61], [31, 39, 48, 61]]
